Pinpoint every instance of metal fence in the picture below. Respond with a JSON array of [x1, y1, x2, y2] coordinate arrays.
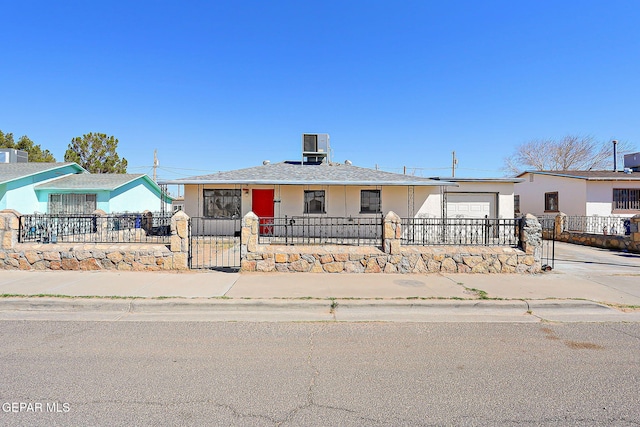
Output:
[[18, 212, 172, 244], [563, 215, 631, 236], [189, 217, 241, 269], [258, 215, 384, 246], [536, 215, 556, 231], [401, 217, 521, 247]]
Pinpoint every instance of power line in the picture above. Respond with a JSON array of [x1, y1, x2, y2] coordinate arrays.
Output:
[[129, 165, 220, 173]]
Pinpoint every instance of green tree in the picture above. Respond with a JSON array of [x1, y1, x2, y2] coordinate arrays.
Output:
[[64, 132, 128, 173], [0, 129, 56, 162]]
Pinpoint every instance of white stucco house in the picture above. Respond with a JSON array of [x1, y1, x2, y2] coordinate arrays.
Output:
[[515, 170, 640, 217], [160, 162, 521, 223], [160, 134, 521, 239]]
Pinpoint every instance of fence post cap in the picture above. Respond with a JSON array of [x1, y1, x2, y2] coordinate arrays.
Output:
[[171, 210, 189, 221], [384, 211, 401, 222], [243, 211, 259, 220], [0, 209, 22, 217]]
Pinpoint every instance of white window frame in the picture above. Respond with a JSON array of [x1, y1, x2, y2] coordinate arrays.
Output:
[[360, 189, 381, 214], [48, 193, 97, 214], [304, 190, 325, 214], [203, 189, 241, 218]]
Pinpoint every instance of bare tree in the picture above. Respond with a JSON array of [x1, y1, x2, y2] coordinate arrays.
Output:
[[504, 135, 636, 175]]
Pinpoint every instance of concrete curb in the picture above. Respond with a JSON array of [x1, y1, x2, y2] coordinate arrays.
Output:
[[0, 296, 628, 315]]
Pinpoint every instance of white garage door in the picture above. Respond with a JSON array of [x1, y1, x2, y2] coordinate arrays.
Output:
[[447, 194, 496, 218]]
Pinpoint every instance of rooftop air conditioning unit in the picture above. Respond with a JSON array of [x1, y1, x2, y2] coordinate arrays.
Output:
[[624, 152, 640, 171], [302, 133, 330, 163], [0, 149, 28, 163]]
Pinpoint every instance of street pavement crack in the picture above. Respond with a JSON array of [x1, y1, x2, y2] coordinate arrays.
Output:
[[222, 276, 240, 297], [605, 324, 640, 341], [113, 300, 134, 321], [275, 325, 322, 426]]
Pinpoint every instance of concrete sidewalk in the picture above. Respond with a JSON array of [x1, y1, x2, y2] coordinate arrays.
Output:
[[0, 268, 638, 322], [0, 269, 639, 304]]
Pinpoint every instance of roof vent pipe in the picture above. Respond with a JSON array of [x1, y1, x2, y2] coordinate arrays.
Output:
[[613, 140, 618, 172]]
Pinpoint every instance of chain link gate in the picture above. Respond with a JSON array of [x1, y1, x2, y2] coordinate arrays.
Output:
[[188, 218, 242, 270]]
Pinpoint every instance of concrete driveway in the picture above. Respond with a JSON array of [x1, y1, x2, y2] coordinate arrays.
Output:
[[551, 240, 640, 275]]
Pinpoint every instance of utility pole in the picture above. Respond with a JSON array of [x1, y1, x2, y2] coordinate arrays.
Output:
[[153, 149, 159, 182], [452, 151, 458, 177]]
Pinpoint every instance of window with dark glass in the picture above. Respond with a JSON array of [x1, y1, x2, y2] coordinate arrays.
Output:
[[304, 190, 325, 214], [203, 189, 241, 218], [514, 195, 520, 213], [544, 192, 559, 212], [360, 190, 381, 213], [48, 193, 97, 214], [613, 189, 640, 210]]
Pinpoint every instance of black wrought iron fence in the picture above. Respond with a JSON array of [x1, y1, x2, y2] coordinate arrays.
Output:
[[563, 215, 631, 236], [401, 217, 521, 247], [258, 215, 383, 246], [188, 217, 241, 269], [19, 212, 172, 244]]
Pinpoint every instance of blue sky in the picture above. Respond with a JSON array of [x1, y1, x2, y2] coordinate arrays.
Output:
[[2, 0, 639, 191]]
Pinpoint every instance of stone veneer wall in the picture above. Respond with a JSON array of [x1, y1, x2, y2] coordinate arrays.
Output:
[[0, 210, 190, 271], [546, 213, 640, 253], [240, 211, 542, 273]]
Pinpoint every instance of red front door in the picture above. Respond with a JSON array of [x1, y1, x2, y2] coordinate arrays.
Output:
[[252, 189, 275, 235]]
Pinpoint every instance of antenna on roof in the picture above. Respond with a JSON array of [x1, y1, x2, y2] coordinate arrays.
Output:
[[452, 151, 458, 177]]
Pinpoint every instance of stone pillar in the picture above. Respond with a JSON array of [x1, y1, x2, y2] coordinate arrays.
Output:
[[93, 209, 108, 237], [0, 210, 20, 249], [383, 211, 402, 254], [240, 212, 259, 271], [520, 213, 542, 259], [554, 212, 566, 236], [631, 214, 640, 244], [170, 211, 189, 270]]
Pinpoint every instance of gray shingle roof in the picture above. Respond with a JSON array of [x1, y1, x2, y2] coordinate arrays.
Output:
[[35, 174, 149, 191], [0, 162, 84, 184], [160, 162, 455, 187], [519, 170, 640, 181]]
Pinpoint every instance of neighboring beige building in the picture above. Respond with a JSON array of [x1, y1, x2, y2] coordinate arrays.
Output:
[[515, 170, 640, 217]]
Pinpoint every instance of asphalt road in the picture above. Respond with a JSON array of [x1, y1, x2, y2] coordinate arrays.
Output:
[[1, 321, 638, 426]]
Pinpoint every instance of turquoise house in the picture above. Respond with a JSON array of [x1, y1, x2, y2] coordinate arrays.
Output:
[[0, 162, 171, 214]]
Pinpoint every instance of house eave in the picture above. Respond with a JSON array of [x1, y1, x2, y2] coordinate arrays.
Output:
[[584, 177, 640, 181], [0, 162, 86, 185], [34, 174, 174, 201], [159, 179, 458, 187], [431, 177, 524, 183], [518, 171, 640, 181]]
